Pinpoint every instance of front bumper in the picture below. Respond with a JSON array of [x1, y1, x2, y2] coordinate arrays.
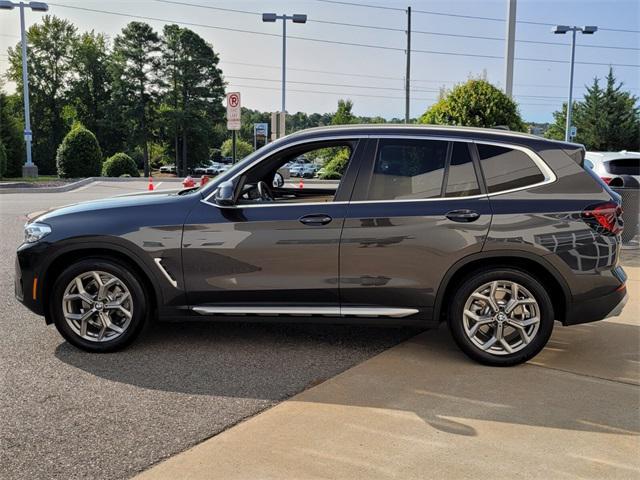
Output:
[[14, 243, 47, 317]]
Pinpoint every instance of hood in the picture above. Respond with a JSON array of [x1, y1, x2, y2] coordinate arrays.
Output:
[[29, 192, 181, 223]]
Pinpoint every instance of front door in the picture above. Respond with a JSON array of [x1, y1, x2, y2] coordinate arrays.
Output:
[[182, 138, 364, 311], [339, 137, 492, 320]]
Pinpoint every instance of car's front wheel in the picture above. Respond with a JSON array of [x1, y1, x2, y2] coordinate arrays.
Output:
[[448, 268, 554, 366], [50, 258, 148, 352]]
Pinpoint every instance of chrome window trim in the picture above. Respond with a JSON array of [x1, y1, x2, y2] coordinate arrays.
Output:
[[200, 133, 557, 209]]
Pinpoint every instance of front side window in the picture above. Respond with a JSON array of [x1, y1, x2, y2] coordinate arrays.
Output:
[[367, 139, 448, 200], [476, 144, 545, 193]]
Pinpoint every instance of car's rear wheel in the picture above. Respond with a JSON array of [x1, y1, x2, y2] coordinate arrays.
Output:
[[448, 268, 554, 366], [50, 258, 147, 352]]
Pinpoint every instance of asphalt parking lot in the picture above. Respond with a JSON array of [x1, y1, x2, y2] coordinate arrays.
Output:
[[0, 182, 417, 480]]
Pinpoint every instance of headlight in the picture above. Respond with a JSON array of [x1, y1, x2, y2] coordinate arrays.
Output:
[[24, 222, 52, 243]]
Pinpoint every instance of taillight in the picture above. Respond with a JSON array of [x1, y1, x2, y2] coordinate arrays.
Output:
[[582, 201, 624, 236], [600, 176, 613, 184]]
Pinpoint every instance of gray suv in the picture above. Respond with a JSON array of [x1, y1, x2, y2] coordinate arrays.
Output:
[[16, 125, 628, 366]]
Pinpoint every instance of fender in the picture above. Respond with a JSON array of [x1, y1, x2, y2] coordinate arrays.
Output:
[[37, 237, 174, 319], [432, 249, 572, 323]]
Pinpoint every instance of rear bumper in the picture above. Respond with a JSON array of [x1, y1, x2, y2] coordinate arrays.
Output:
[[564, 284, 627, 326]]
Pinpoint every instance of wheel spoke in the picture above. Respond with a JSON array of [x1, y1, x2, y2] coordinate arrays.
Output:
[[64, 292, 94, 304], [500, 338, 514, 353], [471, 292, 499, 314], [480, 335, 498, 351], [506, 320, 532, 344], [505, 298, 537, 315]]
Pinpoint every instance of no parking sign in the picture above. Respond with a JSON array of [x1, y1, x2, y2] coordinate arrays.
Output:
[[226, 92, 241, 130]]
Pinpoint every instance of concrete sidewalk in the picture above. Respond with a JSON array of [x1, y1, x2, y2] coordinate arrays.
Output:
[[136, 268, 640, 480]]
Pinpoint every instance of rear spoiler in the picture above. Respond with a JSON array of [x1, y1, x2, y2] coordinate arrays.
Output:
[[563, 145, 585, 167]]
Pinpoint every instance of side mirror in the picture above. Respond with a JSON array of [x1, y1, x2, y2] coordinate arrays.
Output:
[[272, 171, 284, 188], [213, 180, 235, 206]]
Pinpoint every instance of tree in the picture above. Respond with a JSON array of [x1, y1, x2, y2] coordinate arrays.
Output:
[[546, 69, 639, 150], [0, 142, 6, 178], [221, 138, 253, 160], [160, 25, 225, 176], [68, 31, 124, 157], [419, 79, 525, 132], [0, 91, 25, 177], [56, 123, 102, 178], [111, 22, 161, 177], [332, 99, 356, 125], [7, 15, 77, 174]]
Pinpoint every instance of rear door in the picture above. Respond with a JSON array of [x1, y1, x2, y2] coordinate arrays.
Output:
[[339, 137, 492, 320]]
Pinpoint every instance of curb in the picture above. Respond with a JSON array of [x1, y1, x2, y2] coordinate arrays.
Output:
[[0, 177, 184, 194]]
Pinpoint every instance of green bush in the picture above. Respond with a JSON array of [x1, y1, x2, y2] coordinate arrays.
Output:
[[56, 123, 103, 178], [102, 152, 139, 177], [318, 148, 350, 179], [221, 138, 253, 160], [0, 141, 7, 178], [419, 79, 525, 132]]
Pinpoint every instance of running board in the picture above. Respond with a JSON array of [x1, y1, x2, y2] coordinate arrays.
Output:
[[191, 306, 418, 318]]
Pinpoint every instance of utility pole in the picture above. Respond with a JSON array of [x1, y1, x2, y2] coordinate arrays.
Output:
[[405, 6, 411, 123], [504, 0, 517, 98]]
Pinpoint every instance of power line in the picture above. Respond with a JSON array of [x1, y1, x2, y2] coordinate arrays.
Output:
[[151, 0, 640, 51], [315, 0, 640, 33], [43, 3, 640, 68]]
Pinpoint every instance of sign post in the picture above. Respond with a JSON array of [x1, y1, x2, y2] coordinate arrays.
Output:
[[226, 92, 241, 163]]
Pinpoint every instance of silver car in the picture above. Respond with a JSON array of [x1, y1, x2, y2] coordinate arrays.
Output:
[[584, 151, 640, 184]]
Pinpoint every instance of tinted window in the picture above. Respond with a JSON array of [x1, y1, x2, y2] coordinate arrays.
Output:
[[445, 142, 480, 197], [368, 139, 447, 200], [477, 144, 545, 193]]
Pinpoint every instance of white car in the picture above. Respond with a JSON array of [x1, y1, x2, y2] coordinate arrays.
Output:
[[584, 151, 640, 184], [159, 165, 176, 174]]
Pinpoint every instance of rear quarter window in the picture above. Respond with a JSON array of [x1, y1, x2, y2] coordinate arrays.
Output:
[[476, 144, 546, 193]]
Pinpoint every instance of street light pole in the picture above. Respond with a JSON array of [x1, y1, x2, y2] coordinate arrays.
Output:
[[552, 24, 597, 142], [565, 28, 577, 143], [0, 1, 49, 178], [262, 12, 307, 137]]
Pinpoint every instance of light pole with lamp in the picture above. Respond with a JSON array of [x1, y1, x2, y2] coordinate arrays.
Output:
[[0, 1, 49, 178], [552, 24, 597, 142], [262, 12, 307, 138]]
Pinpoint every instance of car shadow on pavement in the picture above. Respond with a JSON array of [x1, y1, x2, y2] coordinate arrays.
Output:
[[54, 321, 421, 400], [294, 321, 640, 438]]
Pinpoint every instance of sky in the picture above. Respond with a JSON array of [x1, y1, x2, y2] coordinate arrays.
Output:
[[0, 0, 638, 123]]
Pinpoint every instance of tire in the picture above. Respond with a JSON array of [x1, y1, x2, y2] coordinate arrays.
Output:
[[50, 258, 148, 352], [448, 268, 554, 366]]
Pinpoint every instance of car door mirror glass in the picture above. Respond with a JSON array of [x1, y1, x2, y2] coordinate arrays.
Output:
[[272, 172, 284, 188], [214, 180, 236, 206]]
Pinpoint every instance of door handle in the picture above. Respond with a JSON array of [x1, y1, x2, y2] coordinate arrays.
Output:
[[445, 209, 480, 222], [299, 214, 332, 226]]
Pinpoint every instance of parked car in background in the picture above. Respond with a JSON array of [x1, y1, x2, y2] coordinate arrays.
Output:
[[16, 125, 627, 366], [301, 163, 318, 178], [585, 151, 640, 244], [584, 151, 640, 184], [159, 165, 176, 174]]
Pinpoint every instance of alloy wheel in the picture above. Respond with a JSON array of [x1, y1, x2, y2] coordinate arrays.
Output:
[[462, 280, 540, 356], [61, 271, 133, 342]]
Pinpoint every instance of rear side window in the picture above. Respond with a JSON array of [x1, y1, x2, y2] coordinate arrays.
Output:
[[476, 144, 545, 193], [607, 158, 640, 175], [445, 142, 480, 197], [368, 139, 447, 200]]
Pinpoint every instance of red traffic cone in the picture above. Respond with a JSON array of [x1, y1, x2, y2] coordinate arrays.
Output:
[[148, 176, 154, 191], [299, 179, 304, 189]]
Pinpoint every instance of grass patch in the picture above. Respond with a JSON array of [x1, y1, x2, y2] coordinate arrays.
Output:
[[0, 175, 70, 183]]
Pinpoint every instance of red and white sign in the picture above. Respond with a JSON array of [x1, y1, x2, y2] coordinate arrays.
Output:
[[226, 92, 241, 130]]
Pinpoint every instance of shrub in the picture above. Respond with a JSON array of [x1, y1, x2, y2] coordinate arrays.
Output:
[[56, 123, 103, 178], [319, 147, 350, 179], [102, 152, 139, 177], [0, 141, 6, 178], [221, 138, 253, 160], [419, 79, 525, 132]]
